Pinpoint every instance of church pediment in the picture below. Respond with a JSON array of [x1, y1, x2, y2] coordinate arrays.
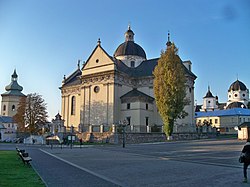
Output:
[[82, 44, 116, 76]]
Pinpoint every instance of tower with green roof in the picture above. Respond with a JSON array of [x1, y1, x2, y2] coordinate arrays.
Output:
[[1, 70, 26, 117]]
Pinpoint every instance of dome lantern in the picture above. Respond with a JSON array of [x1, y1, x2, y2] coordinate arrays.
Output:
[[125, 25, 134, 42], [114, 26, 146, 60]]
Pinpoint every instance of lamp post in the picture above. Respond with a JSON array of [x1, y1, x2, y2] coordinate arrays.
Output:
[[119, 119, 128, 148], [70, 125, 74, 149]]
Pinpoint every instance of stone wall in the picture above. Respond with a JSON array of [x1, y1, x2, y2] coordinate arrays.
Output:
[[77, 132, 218, 144]]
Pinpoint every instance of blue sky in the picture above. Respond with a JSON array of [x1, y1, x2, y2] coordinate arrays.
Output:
[[0, 0, 249, 120]]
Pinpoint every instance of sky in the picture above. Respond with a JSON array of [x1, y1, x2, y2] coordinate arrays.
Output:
[[0, 0, 249, 120]]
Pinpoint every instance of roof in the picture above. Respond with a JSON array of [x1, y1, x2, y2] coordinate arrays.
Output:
[[195, 108, 250, 118], [115, 57, 196, 79], [239, 122, 250, 128], [195, 105, 202, 112], [0, 116, 14, 123], [2, 70, 25, 96], [114, 41, 146, 59], [226, 102, 246, 109], [228, 80, 247, 91], [1, 90, 26, 97], [61, 69, 82, 87], [203, 90, 214, 98], [120, 89, 154, 103]]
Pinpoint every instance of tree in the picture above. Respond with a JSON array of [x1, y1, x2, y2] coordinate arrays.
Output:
[[14, 93, 48, 134], [13, 97, 26, 132], [153, 43, 189, 138]]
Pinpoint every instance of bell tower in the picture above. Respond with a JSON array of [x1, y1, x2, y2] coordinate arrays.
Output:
[[1, 70, 26, 117]]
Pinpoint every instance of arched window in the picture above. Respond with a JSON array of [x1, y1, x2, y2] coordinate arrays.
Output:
[[71, 96, 76, 115], [12, 105, 15, 111], [3, 105, 6, 111]]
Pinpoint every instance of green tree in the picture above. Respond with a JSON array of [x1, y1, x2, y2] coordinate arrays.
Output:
[[14, 93, 48, 134], [153, 44, 189, 138]]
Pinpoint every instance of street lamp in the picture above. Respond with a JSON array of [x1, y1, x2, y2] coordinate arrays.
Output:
[[70, 125, 74, 149], [119, 119, 129, 148]]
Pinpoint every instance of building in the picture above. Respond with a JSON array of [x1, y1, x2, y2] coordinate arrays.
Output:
[[195, 80, 250, 134], [60, 26, 197, 133], [238, 122, 250, 140], [0, 115, 17, 142], [1, 70, 26, 117]]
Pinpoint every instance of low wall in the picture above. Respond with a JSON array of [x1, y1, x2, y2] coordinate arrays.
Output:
[[77, 132, 218, 144]]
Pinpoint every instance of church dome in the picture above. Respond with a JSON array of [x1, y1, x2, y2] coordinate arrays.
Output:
[[114, 41, 146, 59], [5, 81, 23, 92], [114, 25, 146, 59], [226, 102, 246, 109], [228, 80, 247, 91]]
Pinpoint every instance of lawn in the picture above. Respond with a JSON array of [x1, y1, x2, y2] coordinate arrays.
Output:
[[0, 150, 45, 187]]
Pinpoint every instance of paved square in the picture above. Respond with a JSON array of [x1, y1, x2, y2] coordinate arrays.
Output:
[[1, 139, 248, 186]]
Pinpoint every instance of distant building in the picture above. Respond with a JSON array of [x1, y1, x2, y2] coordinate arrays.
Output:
[[1, 70, 26, 117], [60, 26, 197, 133], [0, 115, 17, 142], [195, 80, 250, 134]]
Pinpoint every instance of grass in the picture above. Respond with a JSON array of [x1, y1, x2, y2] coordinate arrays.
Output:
[[0, 150, 45, 187]]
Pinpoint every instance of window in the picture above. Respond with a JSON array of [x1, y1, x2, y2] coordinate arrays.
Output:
[[12, 105, 15, 111], [96, 59, 99, 63], [146, 117, 149, 126], [234, 94, 238, 97], [209, 119, 212, 124], [131, 61, 135, 68], [3, 105, 6, 111], [208, 101, 211, 104], [71, 96, 76, 115], [94, 86, 100, 93], [127, 103, 130, 110], [146, 103, 148, 110], [243, 94, 245, 97], [215, 119, 218, 124], [126, 117, 131, 125]]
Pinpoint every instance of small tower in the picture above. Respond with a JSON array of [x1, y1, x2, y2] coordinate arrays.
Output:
[[201, 86, 218, 111], [1, 70, 26, 117], [125, 25, 135, 42]]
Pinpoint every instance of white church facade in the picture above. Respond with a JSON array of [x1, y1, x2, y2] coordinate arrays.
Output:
[[60, 26, 197, 133]]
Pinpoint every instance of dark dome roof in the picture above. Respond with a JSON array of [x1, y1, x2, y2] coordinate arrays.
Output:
[[226, 102, 246, 109], [5, 81, 23, 91], [114, 41, 146, 59], [229, 80, 247, 91], [204, 90, 214, 98]]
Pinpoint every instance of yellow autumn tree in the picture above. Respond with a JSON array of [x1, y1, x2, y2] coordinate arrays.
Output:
[[153, 43, 189, 138]]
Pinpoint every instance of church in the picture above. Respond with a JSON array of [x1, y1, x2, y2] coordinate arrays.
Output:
[[195, 80, 250, 134], [60, 26, 197, 133]]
